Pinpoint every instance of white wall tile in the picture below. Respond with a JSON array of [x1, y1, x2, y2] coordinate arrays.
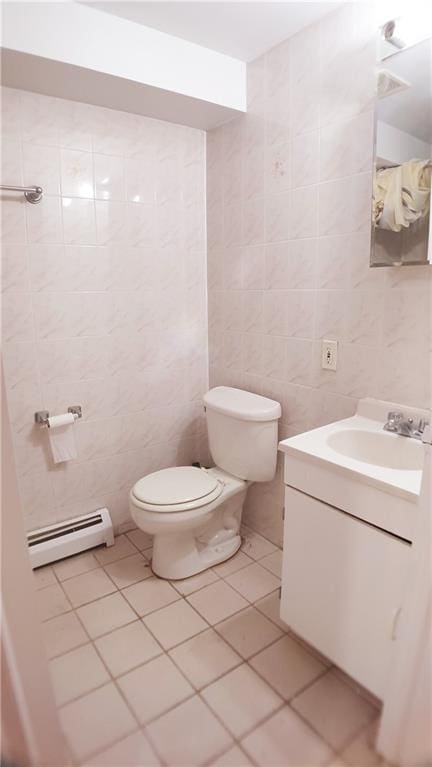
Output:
[[1, 199, 27, 243], [1, 139, 23, 186], [61, 149, 94, 198], [1, 244, 29, 292], [21, 92, 59, 145], [206, 3, 430, 544], [23, 143, 60, 196], [2, 87, 207, 534], [62, 198, 96, 244], [292, 131, 320, 189], [57, 99, 94, 152], [94, 154, 125, 201], [1, 87, 22, 140], [26, 196, 63, 244]]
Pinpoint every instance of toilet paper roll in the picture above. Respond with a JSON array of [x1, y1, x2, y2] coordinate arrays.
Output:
[[47, 412, 78, 463], [47, 413, 76, 429]]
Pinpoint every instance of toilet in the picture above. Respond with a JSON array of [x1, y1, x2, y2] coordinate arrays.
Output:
[[129, 386, 281, 579]]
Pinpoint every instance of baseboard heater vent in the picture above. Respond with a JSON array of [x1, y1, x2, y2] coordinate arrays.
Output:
[[28, 508, 114, 569]]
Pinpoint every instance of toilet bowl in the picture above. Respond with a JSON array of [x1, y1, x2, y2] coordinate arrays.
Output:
[[129, 387, 281, 580]]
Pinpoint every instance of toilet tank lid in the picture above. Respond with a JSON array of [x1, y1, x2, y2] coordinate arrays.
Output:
[[204, 387, 281, 422]]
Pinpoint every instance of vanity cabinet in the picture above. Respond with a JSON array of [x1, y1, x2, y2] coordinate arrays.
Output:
[[281, 486, 411, 699]]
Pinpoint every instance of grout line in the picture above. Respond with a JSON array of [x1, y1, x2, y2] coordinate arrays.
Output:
[[284, 665, 375, 759], [211, 606, 283, 659], [55, 617, 152, 764], [76, 728, 145, 767], [231, 700, 288, 753], [43, 542, 382, 766], [215, 573, 281, 608]]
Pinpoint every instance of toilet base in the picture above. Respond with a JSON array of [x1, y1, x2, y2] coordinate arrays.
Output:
[[151, 532, 242, 580], [132, 468, 248, 580]]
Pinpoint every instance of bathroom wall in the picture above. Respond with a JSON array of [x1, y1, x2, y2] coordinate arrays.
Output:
[[206, 3, 432, 545], [1, 87, 208, 532]]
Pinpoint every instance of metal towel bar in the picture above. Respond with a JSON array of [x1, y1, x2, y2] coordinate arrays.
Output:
[[0, 184, 43, 204]]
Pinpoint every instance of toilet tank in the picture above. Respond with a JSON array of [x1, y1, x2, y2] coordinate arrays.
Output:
[[203, 387, 281, 482]]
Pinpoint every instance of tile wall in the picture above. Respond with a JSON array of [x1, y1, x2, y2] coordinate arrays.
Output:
[[206, 3, 432, 544], [1, 87, 208, 532]]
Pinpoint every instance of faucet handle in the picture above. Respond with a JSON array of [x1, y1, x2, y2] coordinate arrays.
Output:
[[417, 418, 429, 434], [384, 411, 403, 433], [387, 411, 403, 423]]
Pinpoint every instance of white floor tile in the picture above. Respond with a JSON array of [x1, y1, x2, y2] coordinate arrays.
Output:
[[342, 719, 383, 767], [292, 671, 377, 751], [187, 581, 248, 625], [240, 527, 277, 559], [212, 551, 253, 578], [126, 528, 153, 551], [146, 695, 233, 767], [94, 535, 137, 565], [289, 630, 333, 668], [77, 592, 136, 639], [213, 744, 254, 766], [216, 606, 282, 659], [117, 654, 193, 724], [33, 565, 56, 590], [169, 628, 241, 690], [250, 634, 327, 699], [53, 551, 99, 581], [49, 644, 109, 706], [81, 730, 161, 767], [202, 664, 282, 738], [143, 546, 153, 561], [143, 599, 208, 650], [95, 620, 162, 677], [258, 549, 283, 578], [37, 583, 71, 621], [332, 666, 381, 708], [38, 544, 384, 767], [104, 553, 152, 588], [254, 592, 289, 631], [59, 682, 136, 761], [122, 577, 180, 616], [62, 568, 116, 608], [171, 568, 219, 596], [43, 611, 88, 659], [225, 563, 280, 603], [241, 705, 334, 767]]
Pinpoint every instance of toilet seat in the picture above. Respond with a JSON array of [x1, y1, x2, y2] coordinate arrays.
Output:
[[131, 466, 224, 513]]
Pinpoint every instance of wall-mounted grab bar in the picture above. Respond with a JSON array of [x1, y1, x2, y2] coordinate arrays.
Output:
[[0, 184, 43, 204]]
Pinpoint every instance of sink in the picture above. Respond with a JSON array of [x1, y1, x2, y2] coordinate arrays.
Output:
[[278, 397, 428, 542], [326, 429, 423, 471]]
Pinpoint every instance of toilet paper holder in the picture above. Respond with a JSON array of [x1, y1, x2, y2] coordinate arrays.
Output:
[[35, 405, 82, 426]]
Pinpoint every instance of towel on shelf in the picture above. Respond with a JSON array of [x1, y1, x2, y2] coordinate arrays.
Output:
[[373, 160, 431, 232]]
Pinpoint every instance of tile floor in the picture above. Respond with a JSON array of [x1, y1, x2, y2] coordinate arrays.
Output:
[[34, 525, 390, 767]]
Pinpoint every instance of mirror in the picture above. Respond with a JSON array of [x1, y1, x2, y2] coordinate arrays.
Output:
[[371, 21, 432, 267]]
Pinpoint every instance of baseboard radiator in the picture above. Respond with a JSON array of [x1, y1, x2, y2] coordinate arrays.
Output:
[[27, 508, 114, 569]]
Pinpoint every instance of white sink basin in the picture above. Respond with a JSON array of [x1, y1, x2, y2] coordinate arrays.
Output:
[[278, 397, 428, 541], [326, 429, 423, 471]]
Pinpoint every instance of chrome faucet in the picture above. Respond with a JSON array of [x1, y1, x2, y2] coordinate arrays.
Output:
[[383, 411, 430, 440]]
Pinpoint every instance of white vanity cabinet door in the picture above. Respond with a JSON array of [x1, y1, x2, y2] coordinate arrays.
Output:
[[281, 486, 411, 699]]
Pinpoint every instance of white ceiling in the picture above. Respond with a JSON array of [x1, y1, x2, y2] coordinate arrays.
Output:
[[81, 1, 339, 61]]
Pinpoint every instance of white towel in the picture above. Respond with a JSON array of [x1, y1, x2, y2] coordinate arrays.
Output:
[[374, 160, 431, 232]]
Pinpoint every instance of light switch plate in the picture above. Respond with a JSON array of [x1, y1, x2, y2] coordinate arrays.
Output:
[[321, 339, 338, 371]]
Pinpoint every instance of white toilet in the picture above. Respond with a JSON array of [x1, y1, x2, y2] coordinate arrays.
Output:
[[129, 386, 281, 579]]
